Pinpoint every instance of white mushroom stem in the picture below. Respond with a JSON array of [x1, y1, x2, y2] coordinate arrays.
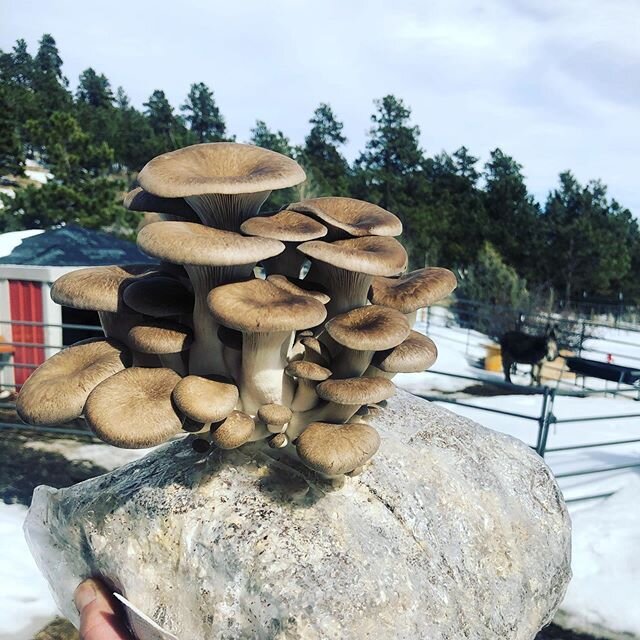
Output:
[[290, 378, 322, 412], [406, 310, 418, 330], [185, 192, 270, 230], [262, 244, 307, 279], [330, 348, 375, 378], [305, 262, 372, 318], [287, 402, 361, 440], [240, 331, 295, 414], [186, 264, 253, 377]]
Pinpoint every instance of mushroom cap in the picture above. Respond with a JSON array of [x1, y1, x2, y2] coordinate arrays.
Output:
[[172, 375, 239, 423], [288, 197, 402, 237], [138, 142, 306, 198], [51, 265, 158, 313], [372, 331, 438, 373], [137, 221, 285, 267], [268, 433, 289, 449], [325, 305, 410, 351], [127, 320, 193, 354], [267, 274, 331, 305], [210, 410, 255, 449], [316, 377, 395, 405], [299, 337, 331, 366], [240, 210, 327, 242], [296, 421, 381, 476], [208, 279, 327, 333], [16, 338, 130, 426], [84, 367, 183, 448], [285, 360, 332, 381], [123, 187, 199, 221], [297, 237, 407, 276], [257, 403, 293, 427], [369, 267, 457, 314], [123, 276, 194, 317]]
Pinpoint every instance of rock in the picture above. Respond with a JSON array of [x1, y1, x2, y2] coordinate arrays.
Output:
[[25, 390, 571, 640]]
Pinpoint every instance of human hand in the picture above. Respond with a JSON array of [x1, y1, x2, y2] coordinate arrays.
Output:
[[74, 579, 132, 640]]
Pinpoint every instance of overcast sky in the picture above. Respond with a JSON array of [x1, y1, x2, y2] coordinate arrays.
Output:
[[2, 0, 639, 214]]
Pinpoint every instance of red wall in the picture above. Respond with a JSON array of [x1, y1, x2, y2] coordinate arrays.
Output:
[[8, 280, 45, 386]]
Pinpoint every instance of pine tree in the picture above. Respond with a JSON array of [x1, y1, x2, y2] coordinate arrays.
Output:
[[250, 120, 292, 155], [181, 83, 226, 142], [32, 34, 71, 115], [301, 103, 349, 195], [77, 68, 114, 108]]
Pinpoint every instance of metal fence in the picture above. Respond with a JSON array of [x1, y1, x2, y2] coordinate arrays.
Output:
[[1, 313, 639, 505]]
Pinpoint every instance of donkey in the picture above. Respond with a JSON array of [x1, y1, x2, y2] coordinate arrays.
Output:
[[500, 326, 559, 385]]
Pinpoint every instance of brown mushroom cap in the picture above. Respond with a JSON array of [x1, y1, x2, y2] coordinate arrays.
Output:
[[297, 236, 407, 276], [127, 320, 193, 354], [296, 421, 381, 476], [207, 279, 327, 333], [123, 186, 199, 221], [210, 410, 255, 449], [257, 403, 293, 427], [84, 367, 183, 448], [16, 338, 130, 426], [137, 221, 285, 267], [240, 210, 327, 242], [287, 197, 402, 237], [369, 267, 457, 314], [316, 377, 395, 405], [299, 337, 331, 366], [267, 274, 331, 305], [123, 276, 194, 317], [372, 331, 438, 373], [285, 360, 332, 381], [325, 305, 410, 351], [172, 375, 239, 423], [137, 142, 306, 198], [51, 265, 158, 313]]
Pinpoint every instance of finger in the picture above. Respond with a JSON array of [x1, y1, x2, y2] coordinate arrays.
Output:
[[75, 579, 132, 640]]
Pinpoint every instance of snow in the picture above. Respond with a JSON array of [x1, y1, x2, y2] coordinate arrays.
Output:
[[0, 230, 44, 259], [0, 504, 56, 639]]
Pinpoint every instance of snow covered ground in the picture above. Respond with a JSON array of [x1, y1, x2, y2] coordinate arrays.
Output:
[[0, 307, 638, 638]]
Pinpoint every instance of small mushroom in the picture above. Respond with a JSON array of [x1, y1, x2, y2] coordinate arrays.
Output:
[[137, 142, 306, 230], [285, 360, 332, 412], [287, 197, 402, 240], [210, 410, 256, 449], [287, 376, 395, 438], [369, 267, 457, 327], [84, 367, 183, 448], [268, 432, 289, 449], [127, 319, 193, 373], [367, 331, 438, 379], [324, 305, 410, 377], [257, 403, 293, 434], [172, 375, 239, 433], [16, 338, 130, 426], [298, 236, 407, 318], [208, 279, 327, 413], [295, 421, 381, 476], [123, 275, 194, 318], [123, 186, 200, 222]]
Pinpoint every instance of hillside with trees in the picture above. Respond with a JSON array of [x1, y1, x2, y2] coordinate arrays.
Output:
[[1, 34, 638, 309]]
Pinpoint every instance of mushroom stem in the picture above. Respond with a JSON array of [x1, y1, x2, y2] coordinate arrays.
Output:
[[185, 192, 270, 231], [406, 310, 418, 329], [239, 331, 295, 414], [159, 352, 188, 376], [186, 264, 253, 377], [290, 379, 322, 412], [305, 262, 372, 318], [363, 365, 395, 380], [330, 348, 374, 379], [262, 244, 306, 279], [287, 402, 360, 439]]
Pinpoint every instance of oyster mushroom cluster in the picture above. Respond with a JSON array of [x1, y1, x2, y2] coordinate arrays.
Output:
[[17, 143, 457, 477]]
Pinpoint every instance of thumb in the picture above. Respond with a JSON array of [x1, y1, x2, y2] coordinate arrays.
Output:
[[74, 579, 132, 640]]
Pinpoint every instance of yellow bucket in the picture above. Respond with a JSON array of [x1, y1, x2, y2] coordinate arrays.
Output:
[[483, 343, 502, 372]]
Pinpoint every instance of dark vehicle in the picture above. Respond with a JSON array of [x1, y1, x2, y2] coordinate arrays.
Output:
[[500, 327, 559, 385]]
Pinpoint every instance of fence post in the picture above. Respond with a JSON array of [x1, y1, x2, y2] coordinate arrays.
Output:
[[536, 388, 556, 458]]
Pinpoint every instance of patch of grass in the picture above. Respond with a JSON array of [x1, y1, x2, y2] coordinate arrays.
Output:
[[33, 617, 79, 640]]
